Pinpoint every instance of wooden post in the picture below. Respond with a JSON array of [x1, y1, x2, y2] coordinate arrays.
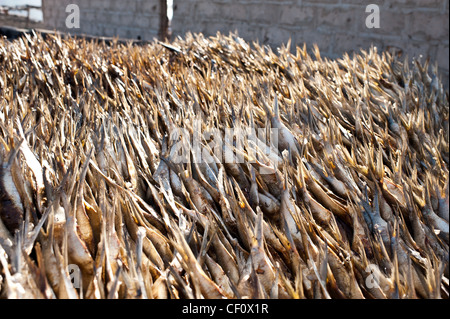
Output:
[[159, 0, 170, 41]]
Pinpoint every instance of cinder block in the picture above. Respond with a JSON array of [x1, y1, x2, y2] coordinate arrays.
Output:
[[221, 4, 248, 21], [148, 16, 160, 31], [194, 1, 218, 21], [77, 0, 92, 9], [172, 0, 196, 18], [89, 0, 107, 10], [315, 6, 358, 32], [247, 3, 283, 25], [110, 0, 127, 11], [340, 0, 389, 8], [172, 2, 196, 32], [118, 13, 136, 27], [280, 5, 315, 27], [133, 14, 151, 29], [384, 0, 442, 11], [406, 11, 449, 41], [304, 0, 348, 4], [141, 0, 159, 14]]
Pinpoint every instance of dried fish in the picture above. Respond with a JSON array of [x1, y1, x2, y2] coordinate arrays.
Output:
[[0, 31, 448, 299]]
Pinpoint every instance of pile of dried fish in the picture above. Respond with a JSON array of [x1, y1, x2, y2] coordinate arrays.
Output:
[[0, 31, 448, 299]]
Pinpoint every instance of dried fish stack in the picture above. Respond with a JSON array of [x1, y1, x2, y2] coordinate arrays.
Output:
[[0, 31, 448, 299]]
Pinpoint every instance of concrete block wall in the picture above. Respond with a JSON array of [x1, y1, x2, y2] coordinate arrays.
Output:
[[172, 0, 449, 85], [42, 0, 160, 41], [40, 1, 449, 85]]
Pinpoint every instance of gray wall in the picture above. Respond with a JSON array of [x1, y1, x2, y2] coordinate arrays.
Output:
[[42, 0, 160, 41], [171, 0, 449, 84], [41, 0, 449, 84]]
